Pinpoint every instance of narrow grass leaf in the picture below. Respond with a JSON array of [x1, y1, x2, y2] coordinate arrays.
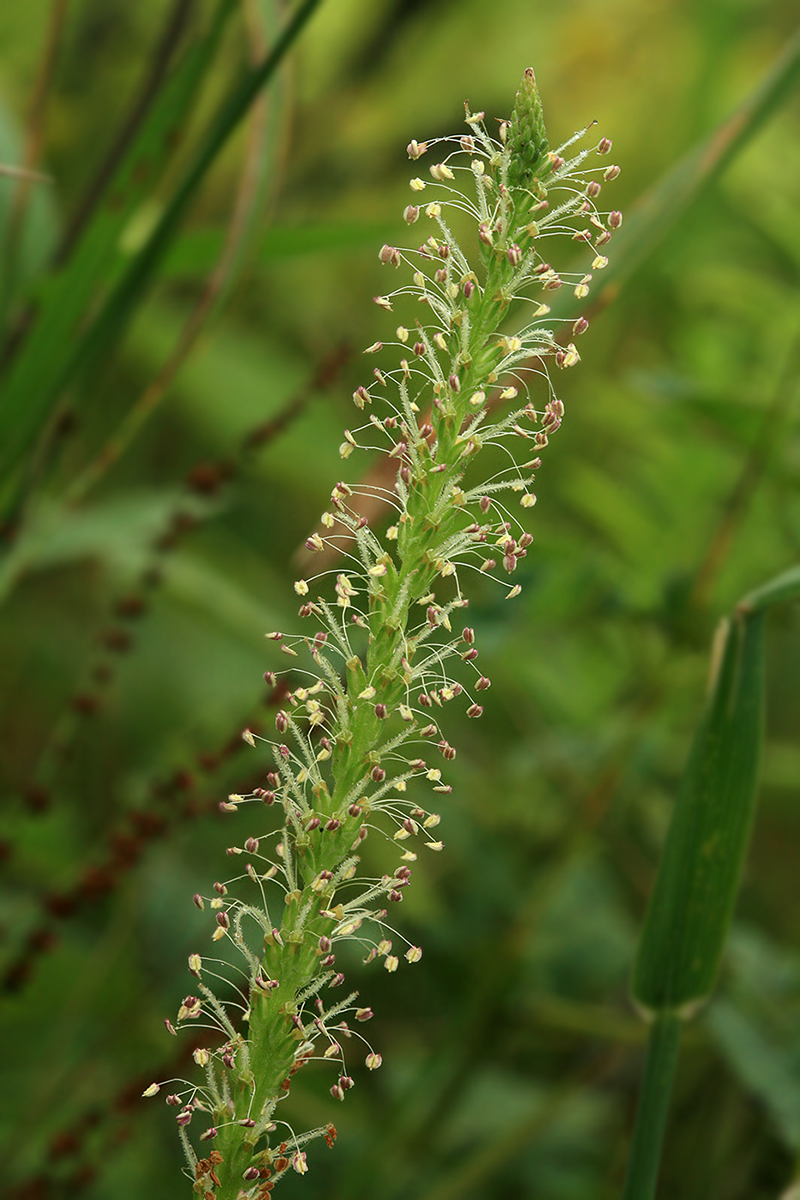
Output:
[[0, 0, 238, 491], [631, 610, 766, 1016]]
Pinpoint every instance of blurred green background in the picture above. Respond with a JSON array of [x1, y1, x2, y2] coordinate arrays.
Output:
[[1, 2, 800, 1198]]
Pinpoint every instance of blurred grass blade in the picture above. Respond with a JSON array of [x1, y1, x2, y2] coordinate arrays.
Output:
[[0, 99, 59, 317], [162, 219, 396, 278], [62, 0, 294, 504], [0, 0, 237, 492], [546, 25, 800, 325], [63, 0, 324, 396], [738, 564, 800, 615], [0, 0, 323, 518], [631, 609, 766, 1017]]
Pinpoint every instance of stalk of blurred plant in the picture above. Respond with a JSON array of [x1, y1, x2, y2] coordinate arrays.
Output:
[[143, 69, 620, 1198]]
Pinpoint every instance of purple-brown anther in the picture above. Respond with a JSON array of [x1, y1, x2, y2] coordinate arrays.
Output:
[[478, 221, 493, 246]]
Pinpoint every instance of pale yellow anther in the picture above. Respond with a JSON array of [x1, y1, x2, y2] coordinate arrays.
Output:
[[294, 580, 309, 595], [409, 177, 426, 191]]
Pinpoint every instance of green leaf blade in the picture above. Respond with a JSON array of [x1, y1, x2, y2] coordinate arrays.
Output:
[[632, 610, 766, 1017]]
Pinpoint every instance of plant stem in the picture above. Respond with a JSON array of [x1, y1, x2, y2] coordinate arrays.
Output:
[[620, 1012, 683, 1200]]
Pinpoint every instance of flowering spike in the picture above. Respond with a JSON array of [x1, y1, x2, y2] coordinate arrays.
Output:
[[167, 71, 615, 1193]]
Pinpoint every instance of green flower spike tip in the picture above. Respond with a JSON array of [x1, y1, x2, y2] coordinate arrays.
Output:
[[507, 66, 550, 189]]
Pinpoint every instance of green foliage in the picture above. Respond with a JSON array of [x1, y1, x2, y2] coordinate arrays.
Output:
[[1, 3, 800, 1199]]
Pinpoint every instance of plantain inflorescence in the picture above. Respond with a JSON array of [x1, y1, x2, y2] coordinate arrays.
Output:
[[144, 69, 619, 1199]]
